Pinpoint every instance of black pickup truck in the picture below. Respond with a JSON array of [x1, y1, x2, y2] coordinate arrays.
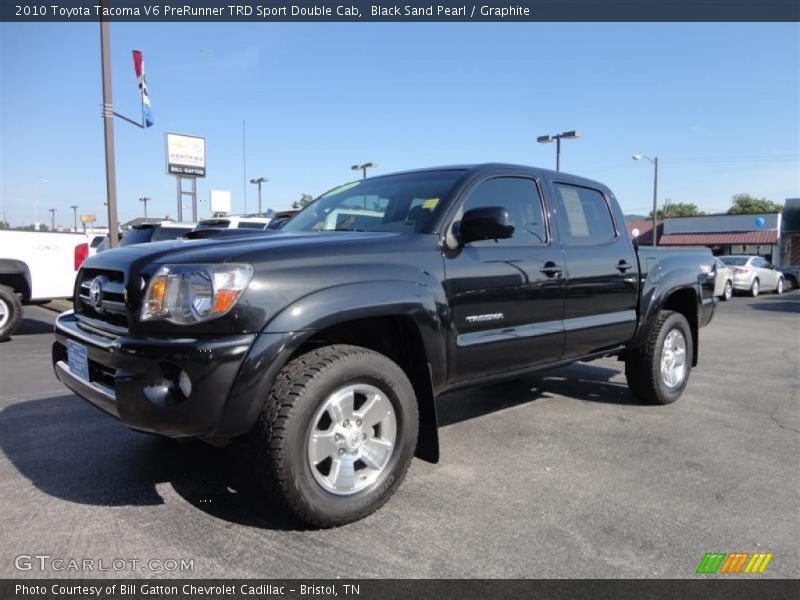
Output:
[[52, 164, 716, 527]]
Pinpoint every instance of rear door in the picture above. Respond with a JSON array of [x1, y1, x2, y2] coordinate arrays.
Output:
[[547, 180, 639, 358], [443, 175, 566, 382]]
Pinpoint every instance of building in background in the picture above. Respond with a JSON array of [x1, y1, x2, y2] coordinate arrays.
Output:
[[780, 198, 800, 267]]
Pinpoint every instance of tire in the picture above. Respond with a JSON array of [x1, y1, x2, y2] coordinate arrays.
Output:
[[624, 310, 693, 405], [749, 278, 760, 297], [775, 278, 784, 295], [0, 285, 23, 341], [250, 344, 418, 528], [721, 280, 733, 301]]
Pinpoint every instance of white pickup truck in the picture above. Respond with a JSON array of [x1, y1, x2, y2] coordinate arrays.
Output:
[[0, 230, 91, 339]]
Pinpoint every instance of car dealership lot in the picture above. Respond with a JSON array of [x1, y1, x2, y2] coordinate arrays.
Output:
[[1, 294, 798, 579]]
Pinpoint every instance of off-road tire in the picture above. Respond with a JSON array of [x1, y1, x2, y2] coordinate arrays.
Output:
[[250, 344, 418, 528], [624, 310, 693, 405], [0, 285, 23, 341]]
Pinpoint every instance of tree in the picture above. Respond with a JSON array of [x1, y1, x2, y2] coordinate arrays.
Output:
[[291, 193, 314, 209], [648, 200, 704, 220], [727, 193, 783, 214], [0, 220, 9, 230]]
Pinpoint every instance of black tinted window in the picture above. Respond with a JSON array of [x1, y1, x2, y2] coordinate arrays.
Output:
[[120, 227, 155, 246], [462, 177, 547, 243], [237, 222, 267, 229], [151, 227, 192, 242], [552, 184, 616, 244]]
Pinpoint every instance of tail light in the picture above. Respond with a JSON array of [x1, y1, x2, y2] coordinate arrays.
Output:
[[732, 267, 749, 274], [74, 243, 89, 270]]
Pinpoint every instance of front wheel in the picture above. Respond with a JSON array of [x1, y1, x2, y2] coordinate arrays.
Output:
[[0, 285, 23, 341], [750, 278, 760, 297], [250, 345, 418, 528], [722, 280, 733, 301], [625, 310, 693, 405], [775, 278, 784, 295]]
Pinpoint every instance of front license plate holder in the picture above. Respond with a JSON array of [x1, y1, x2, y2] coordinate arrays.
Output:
[[67, 339, 90, 382]]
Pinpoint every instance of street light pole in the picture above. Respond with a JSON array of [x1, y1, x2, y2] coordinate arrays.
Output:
[[537, 131, 580, 171], [139, 197, 150, 218], [351, 162, 377, 179], [249, 178, 269, 215], [633, 154, 659, 247], [100, 2, 120, 248], [48, 208, 57, 231], [70, 205, 79, 231]]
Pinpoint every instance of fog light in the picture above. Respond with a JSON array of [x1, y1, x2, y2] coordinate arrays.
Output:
[[178, 370, 192, 398]]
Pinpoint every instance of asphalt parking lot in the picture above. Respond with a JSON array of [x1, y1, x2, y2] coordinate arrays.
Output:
[[1, 293, 798, 579]]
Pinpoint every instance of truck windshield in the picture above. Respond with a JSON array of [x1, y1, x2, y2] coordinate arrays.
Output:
[[282, 170, 465, 234]]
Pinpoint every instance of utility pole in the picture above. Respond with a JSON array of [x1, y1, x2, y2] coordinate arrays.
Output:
[[633, 154, 660, 247], [100, 1, 120, 248], [70, 205, 79, 231], [49, 208, 57, 231], [139, 197, 150, 218]]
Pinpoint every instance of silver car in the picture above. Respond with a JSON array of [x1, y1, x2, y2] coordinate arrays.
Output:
[[719, 255, 785, 297]]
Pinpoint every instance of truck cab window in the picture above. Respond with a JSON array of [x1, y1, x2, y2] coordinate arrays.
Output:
[[552, 183, 616, 244], [462, 177, 547, 243]]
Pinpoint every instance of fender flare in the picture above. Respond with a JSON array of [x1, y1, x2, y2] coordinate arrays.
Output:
[[218, 281, 446, 462]]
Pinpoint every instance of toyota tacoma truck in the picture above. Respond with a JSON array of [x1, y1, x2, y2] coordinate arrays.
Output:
[[52, 164, 716, 527]]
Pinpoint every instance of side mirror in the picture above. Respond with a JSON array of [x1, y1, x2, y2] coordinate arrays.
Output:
[[458, 207, 514, 245]]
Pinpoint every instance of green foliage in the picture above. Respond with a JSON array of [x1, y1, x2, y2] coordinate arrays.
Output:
[[648, 201, 704, 220], [727, 194, 783, 214], [291, 193, 314, 209], [0, 220, 9, 230]]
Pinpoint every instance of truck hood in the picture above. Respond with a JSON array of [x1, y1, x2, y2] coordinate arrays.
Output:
[[85, 231, 405, 269]]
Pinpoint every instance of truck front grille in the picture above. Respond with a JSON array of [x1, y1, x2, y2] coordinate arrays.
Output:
[[75, 268, 130, 332]]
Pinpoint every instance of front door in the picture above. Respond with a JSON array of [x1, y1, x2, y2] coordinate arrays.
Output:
[[443, 175, 566, 383]]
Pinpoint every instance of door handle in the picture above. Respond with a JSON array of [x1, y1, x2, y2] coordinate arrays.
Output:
[[616, 261, 633, 273], [540, 262, 563, 277]]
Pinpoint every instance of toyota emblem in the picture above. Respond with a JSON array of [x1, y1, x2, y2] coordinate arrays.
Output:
[[88, 277, 103, 307]]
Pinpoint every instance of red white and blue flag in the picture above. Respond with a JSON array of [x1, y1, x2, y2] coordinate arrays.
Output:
[[132, 50, 153, 128]]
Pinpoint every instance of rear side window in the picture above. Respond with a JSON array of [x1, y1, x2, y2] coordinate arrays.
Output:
[[237, 222, 267, 229], [120, 227, 155, 246], [151, 226, 192, 242], [462, 177, 547, 244], [552, 183, 616, 244]]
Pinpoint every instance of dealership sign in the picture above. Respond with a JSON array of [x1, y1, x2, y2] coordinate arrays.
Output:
[[79, 214, 96, 223], [165, 133, 206, 177]]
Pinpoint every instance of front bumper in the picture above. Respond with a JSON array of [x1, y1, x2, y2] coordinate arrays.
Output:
[[52, 311, 256, 439]]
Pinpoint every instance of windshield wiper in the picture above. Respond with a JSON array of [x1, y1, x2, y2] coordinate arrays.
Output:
[[333, 227, 368, 232]]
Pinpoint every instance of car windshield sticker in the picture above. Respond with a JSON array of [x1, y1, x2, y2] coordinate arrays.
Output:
[[422, 198, 439, 209]]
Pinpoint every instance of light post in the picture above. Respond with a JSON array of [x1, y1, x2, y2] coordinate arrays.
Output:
[[48, 208, 57, 231], [633, 154, 659, 247], [249, 177, 269, 215], [351, 162, 377, 179], [139, 197, 150, 218], [70, 205, 79, 231], [536, 131, 580, 171]]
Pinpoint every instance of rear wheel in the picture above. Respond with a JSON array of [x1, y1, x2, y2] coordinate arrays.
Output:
[[625, 310, 693, 405], [722, 280, 733, 301], [0, 285, 23, 341], [775, 278, 784, 295], [250, 344, 418, 528], [750, 278, 760, 297]]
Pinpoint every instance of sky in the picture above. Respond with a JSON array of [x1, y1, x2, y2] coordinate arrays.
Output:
[[1, 22, 799, 228]]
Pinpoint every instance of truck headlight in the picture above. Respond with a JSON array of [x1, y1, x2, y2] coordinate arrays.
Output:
[[140, 264, 253, 324]]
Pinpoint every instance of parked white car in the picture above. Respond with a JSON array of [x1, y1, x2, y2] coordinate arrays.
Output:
[[714, 258, 733, 301], [0, 230, 91, 339], [719, 255, 785, 297]]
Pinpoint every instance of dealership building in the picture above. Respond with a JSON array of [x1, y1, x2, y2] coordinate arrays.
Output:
[[626, 199, 798, 267]]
